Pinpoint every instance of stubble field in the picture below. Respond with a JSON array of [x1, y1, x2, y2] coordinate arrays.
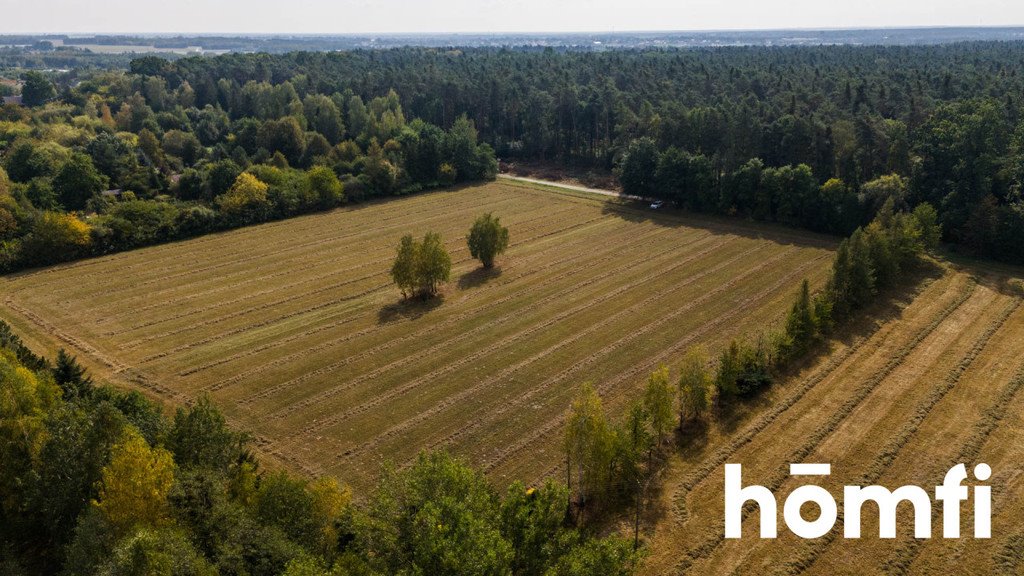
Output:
[[0, 180, 835, 492], [640, 263, 1024, 575]]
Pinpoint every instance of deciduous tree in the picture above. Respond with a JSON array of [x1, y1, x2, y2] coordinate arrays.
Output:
[[642, 366, 675, 444], [467, 212, 509, 268], [678, 346, 711, 423], [93, 427, 176, 537], [416, 232, 451, 297]]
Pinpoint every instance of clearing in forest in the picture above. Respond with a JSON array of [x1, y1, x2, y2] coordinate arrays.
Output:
[[0, 180, 834, 491]]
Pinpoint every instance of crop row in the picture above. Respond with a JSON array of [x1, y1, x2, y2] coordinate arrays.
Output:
[[229, 225, 718, 405], [270, 237, 776, 445], [476, 251, 833, 476], [783, 296, 1021, 575], [323, 238, 778, 466], [673, 279, 977, 574]]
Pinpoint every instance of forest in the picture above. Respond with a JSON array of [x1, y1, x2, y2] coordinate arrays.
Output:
[[0, 66, 497, 272], [2, 42, 1024, 270], [133, 43, 1024, 262]]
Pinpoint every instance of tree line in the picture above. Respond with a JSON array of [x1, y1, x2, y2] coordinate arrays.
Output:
[[4, 42, 1022, 268], [562, 200, 940, 533], [0, 323, 636, 576], [136, 43, 1024, 263], [0, 67, 497, 272]]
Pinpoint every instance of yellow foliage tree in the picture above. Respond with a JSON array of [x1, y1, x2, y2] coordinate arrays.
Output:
[[93, 427, 176, 536], [309, 477, 352, 559], [216, 172, 270, 218], [25, 211, 91, 259], [0, 349, 62, 514]]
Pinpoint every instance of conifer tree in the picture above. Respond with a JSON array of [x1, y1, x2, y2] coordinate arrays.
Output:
[[53, 348, 94, 400]]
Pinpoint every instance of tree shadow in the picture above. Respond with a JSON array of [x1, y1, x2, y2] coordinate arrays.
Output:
[[458, 266, 502, 289], [674, 418, 710, 457], [939, 249, 1024, 297], [377, 295, 443, 324], [599, 199, 838, 252]]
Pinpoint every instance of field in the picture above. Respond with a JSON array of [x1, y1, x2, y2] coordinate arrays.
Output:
[[0, 180, 834, 492], [639, 263, 1024, 575]]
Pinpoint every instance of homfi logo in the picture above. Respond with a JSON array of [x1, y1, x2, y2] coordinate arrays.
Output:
[[724, 463, 991, 539]]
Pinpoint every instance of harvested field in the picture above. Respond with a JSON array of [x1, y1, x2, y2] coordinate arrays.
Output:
[[0, 180, 835, 491], [639, 264, 1024, 576]]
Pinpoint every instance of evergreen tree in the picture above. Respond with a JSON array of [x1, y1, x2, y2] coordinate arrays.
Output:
[[53, 348, 94, 400], [715, 341, 742, 402], [784, 279, 818, 357]]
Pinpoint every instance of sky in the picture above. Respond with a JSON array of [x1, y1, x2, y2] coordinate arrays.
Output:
[[4, 0, 1024, 35]]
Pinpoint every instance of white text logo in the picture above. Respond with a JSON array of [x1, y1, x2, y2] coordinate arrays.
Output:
[[723, 463, 991, 539]]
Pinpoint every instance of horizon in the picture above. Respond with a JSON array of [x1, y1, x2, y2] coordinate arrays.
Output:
[[6, 0, 1023, 35], [7, 25, 1024, 37]]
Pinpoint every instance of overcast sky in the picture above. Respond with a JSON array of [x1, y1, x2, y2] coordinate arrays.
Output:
[[5, 0, 1024, 34]]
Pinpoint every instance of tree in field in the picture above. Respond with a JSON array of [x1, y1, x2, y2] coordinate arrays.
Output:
[[678, 346, 711, 424], [642, 366, 675, 444], [93, 427, 176, 537], [847, 228, 877, 307], [390, 232, 451, 299], [390, 234, 421, 300], [21, 71, 56, 106], [467, 213, 510, 268], [617, 400, 653, 550], [52, 153, 108, 211], [416, 232, 451, 297]]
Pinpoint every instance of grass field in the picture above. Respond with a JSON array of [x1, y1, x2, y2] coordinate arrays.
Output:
[[0, 180, 835, 492], [638, 263, 1024, 576]]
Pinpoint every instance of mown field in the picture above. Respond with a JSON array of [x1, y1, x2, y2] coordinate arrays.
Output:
[[640, 264, 1024, 575], [0, 180, 835, 492]]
